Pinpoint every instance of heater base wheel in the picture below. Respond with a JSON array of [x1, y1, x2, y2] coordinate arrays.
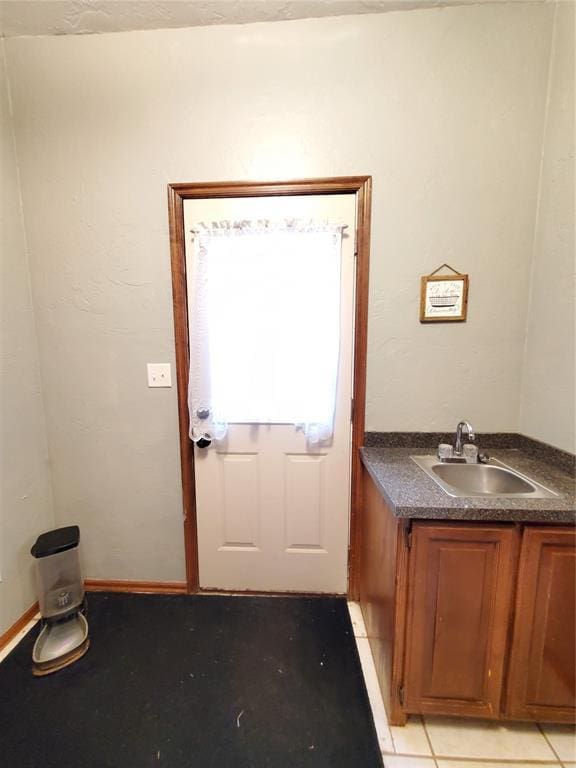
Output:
[[32, 637, 90, 677]]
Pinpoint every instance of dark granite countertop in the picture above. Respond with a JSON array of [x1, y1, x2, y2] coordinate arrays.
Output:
[[361, 445, 576, 523]]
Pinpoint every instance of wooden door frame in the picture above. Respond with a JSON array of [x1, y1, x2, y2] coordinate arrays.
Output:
[[167, 176, 372, 596]]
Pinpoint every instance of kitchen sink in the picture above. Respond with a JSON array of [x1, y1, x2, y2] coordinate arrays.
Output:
[[411, 455, 558, 498]]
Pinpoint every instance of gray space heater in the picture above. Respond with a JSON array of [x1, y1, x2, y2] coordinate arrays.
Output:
[[30, 526, 89, 676]]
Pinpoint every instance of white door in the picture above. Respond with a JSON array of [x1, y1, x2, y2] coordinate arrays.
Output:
[[183, 194, 356, 593]]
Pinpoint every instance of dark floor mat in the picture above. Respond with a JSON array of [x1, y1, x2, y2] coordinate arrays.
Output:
[[0, 593, 383, 768]]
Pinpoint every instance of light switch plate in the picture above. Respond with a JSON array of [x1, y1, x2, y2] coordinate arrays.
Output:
[[147, 363, 172, 388]]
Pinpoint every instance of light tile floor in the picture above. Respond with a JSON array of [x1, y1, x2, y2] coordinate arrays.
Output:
[[348, 602, 576, 768]]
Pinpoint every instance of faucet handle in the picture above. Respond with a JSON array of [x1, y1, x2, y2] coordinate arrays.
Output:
[[463, 443, 479, 463], [437, 443, 454, 461]]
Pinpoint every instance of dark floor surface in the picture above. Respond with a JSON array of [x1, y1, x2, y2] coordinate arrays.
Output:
[[0, 593, 383, 768]]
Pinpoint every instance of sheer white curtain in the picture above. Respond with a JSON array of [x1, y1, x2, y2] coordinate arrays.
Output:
[[187, 219, 344, 444]]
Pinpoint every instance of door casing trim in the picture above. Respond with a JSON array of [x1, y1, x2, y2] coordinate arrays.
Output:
[[167, 176, 372, 597]]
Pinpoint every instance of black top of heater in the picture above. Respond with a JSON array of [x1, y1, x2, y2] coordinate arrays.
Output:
[[31, 526, 80, 558]]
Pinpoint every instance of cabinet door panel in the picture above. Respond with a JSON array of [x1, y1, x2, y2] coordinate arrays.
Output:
[[404, 524, 517, 718], [506, 527, 576, 722]]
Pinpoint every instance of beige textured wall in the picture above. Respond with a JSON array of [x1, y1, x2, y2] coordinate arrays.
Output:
[[364, 7, 553, 435], [4, 4, 554, 582], [0, 42, 54, 635], [520, 3, 575, 454]]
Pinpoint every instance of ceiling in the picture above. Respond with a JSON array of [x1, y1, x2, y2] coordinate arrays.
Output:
[[0, 0, 544, 38]]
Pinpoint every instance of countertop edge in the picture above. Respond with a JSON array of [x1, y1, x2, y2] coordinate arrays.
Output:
[[360, 446, 576, 525]]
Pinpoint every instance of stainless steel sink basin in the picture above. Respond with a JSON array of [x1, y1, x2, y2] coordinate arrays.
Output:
[[411, 455, 558, 498]]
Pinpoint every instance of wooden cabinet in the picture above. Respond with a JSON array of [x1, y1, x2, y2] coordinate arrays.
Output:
[[505, 526, 576, 723], [404, 524, 518, 719], [358, 470, 576, 726], [358, 472, 410, 725]]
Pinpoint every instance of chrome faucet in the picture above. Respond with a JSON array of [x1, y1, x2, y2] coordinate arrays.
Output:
[[454, 420, 475, 456]]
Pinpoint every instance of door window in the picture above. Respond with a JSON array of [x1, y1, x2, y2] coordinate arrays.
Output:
[[187, 220, 344, 444]]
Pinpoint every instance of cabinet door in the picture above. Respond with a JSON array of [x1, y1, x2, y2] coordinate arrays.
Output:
[[506, 526, 576, 723], [404, 523, 518, 719]]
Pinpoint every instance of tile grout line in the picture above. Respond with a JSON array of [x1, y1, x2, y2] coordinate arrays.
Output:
[[421, 715, 440, 768], [388, 720, 398, 754], [537, 722, 569, 765], [345, 605, 570, 768], [348, 619, 560, 767], [420, 715, 564, 766], [379, 725, 567, 766], [421, 757, 562, 765], [357, 634, 396, 756], [347, 604, 396, 757], [388, 710, 566, 765]]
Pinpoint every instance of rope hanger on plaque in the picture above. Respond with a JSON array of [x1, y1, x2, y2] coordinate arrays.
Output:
[[419, 263, 469, 323]]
